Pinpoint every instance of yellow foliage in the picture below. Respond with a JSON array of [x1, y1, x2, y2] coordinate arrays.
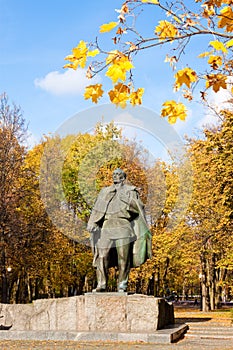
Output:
[[208, 55, 223, 69], [218, 6, 233, 32], [99, 21, 119, 33], [155, 20, 178, 41], [108, 83, 130, 107], [84, 84, 104, 103], [209, 40, 228, 53], [141, 0, 159, 3], [205, 74, 227, 92], [203, 0, 226, 7], [161, 100, 187, 124], [87, 49, 100, 57], [226, 38, 233, 48], [106, 51, 134, 83], [130, 88, 145, 106], [202, 4, 215, 17], [64, 40, 88, 69], [174, 67, 197, 90], [198, 51, 213, 58]]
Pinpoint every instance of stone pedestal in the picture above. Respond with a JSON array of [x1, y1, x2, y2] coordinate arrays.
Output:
[[0, 293, 174, 332]]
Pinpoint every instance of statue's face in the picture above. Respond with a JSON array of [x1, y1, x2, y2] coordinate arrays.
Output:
[[113, 169, 125, 184]]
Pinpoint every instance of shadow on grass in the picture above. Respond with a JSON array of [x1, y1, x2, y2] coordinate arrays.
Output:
[[175, 317, 212, 324]]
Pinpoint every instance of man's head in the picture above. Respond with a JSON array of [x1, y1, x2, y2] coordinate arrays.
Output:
[[112, 168, 126, 184]]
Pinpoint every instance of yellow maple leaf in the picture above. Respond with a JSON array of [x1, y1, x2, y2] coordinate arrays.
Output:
[[99, 21, 119, 33], [226, 38, 233, 48], [108, 83, 130, 108], [64, 40, 88, 69], [209, 40, 228, 53], [155, 20, 178, 41], [141, 0, 159, 3], [130, 88, 145, 106], [106, 50, 122, 65], [198, 51, 212, 58], [161, 100, 187, 124], [106, 53, 134, 83], [205, 74, 227, 92], [208, 55, 223, 69], [174, 67, 197, 90], [84, 84, 104, 103], [87, 49, 100, 57], [218, 6, 233, 32]]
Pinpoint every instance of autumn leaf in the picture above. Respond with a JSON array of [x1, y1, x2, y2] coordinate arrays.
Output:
[[155, 20, 178, 41], [84, 84, 104, 103], [205, 74, 227, 92], [99, 21, 119, 33], [106, 52, 134, 83], [218, 6, 233, 32], [174, 67, 197, 90], [108, 83, 130, 107], [161, 100, 187, 124], [87, 49, 100, 57], [209, 40, 228, 53], [141, 0, 159, 3], [198, 51, 213, 58], [130, 88, 144, 106], [64, 40, 88, 69], [208, 55, 223, 69], [225, 38, 233, 48]]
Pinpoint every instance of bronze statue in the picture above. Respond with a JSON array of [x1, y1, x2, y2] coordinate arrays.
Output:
[[87, 168, 152, 293]]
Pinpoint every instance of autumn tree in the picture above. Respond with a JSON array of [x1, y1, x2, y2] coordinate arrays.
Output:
[[188, 109, 233, 311], [64, 0, 233, 123], [0, 93, 27, 303]]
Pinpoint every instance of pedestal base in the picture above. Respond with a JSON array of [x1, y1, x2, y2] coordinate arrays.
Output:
[[0, 293, 185, 343]]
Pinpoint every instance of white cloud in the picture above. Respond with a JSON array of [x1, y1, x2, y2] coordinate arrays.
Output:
[[24, 131, 39, 149], [114, 112, 144, 127], [197, 80, 233, 129], [34, 69, 99, 96]]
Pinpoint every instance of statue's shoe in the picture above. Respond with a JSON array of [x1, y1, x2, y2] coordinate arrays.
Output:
[[0, 324, 12, 330]]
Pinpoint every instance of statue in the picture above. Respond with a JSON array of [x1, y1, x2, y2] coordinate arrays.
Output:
[[87, 168, 152, 293]]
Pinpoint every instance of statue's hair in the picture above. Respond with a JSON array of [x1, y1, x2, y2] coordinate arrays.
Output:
[[114, 168, 127, 179]]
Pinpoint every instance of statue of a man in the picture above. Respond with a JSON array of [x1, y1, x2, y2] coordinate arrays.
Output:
[[87, 168, 152, 293]]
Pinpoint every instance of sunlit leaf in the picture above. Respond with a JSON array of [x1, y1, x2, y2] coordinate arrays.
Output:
[[84, 84, 104, 103], [205, 74, 227, 92], [161, 100, 187, 124], [174, 67, 197, 90], [99, 21, 119, 33], [87, 49, 100, 57], [155, 20, 178, 41], [106, 53, 134, 83], [218, 6, 233, 32], [141, 0, 159, 3], [209, 40, 228, 53], [130, 88, 144, 106], [108, 83, 130, 107]]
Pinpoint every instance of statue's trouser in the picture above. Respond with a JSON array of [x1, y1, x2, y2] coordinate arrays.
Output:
[[95, 237, 131, 291]]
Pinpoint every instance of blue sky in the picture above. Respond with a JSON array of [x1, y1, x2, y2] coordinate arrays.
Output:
[[0, 0, 226, 154]]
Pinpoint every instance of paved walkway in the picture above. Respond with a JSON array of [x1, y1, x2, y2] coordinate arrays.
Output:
[[0, 338, 233, 350]]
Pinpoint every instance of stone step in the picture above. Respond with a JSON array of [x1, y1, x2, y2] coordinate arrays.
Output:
[[0, 324, 188, 343], [186, 333, 233, 340], [185, 323, 233, 340]]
